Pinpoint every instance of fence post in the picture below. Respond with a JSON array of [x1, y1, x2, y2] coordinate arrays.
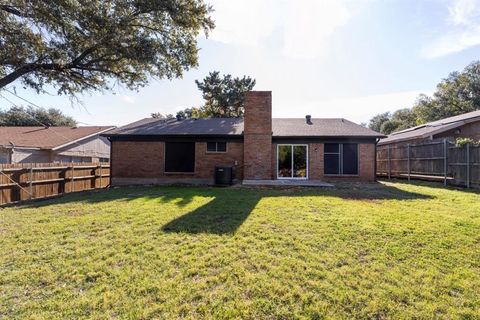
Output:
[[71, 163, 75, 193], [387, 145, 391, 179], [407, 144, 411, 182], [0, 165, 2, 205], [99, 164, 103, 188], [443, 139, 448, 186], [28, 164, 33, 200], [466, 143, 470, 189]]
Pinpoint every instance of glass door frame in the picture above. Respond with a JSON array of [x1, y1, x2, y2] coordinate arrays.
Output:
[[276, 144, 309, 180]]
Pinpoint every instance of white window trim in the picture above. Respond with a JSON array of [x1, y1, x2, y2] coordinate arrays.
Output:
[[276, 144, 309, 180]]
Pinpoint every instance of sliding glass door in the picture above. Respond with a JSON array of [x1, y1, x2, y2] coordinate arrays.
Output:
[[277, 144, 308, 179]]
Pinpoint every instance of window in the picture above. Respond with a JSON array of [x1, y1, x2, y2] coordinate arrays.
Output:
[[277, 144, 308, 178], [99, 157, 109, 163], [324, 143, 358, 175], [206, 142, 227, 153], [342, 143, 358, 175], [324, 144, 340, 175], [165, 142, 195, 173]]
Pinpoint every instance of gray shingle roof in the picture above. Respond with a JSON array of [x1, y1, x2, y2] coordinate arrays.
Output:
[[271, 118, 383, 137], [379, 109, 480, 145], [105, 117, 384, 138]]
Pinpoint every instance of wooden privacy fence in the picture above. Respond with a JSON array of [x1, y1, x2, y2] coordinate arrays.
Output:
[[0, 162, 110, 206], [377, 140, 480, 189]]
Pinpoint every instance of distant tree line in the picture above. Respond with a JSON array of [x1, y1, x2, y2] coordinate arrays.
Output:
[[0, 106, 76, 126], [369, 61, 480, 134]]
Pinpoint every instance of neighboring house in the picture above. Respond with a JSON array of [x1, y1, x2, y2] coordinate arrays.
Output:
[[104, 91, 384, 186], [0, 126, 115, 164], [379, 110, 480, 147]]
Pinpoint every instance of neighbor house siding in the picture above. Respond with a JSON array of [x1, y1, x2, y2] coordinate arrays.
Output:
[[111, 140, 244, 185], [435, 121, 480, 141], [0, 148, 11, 164], [54, 135, 110, 161], [11, 149, 50, 163]]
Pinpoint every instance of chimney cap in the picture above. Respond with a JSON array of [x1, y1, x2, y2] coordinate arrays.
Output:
[[305, 115, 312, 124]]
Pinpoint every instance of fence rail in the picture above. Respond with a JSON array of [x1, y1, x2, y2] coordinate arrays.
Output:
[[0, 162, 110, 205], [377, 140, 480, 189]]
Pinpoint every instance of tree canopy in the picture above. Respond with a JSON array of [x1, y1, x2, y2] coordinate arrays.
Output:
[[151, 112, 174, 119], [0, 106, 77, 126], [0, 1, 214, 97], [173, 71, 256, 119], [369, 61, 480, 134]]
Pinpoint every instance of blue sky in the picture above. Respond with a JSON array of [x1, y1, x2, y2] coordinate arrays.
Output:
[[3, 0, 480, 126]]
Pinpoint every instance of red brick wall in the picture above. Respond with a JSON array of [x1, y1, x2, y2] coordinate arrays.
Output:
[[111, 141, 243, 185], [271, 143, 376, 182], [112, 141, 164, 178], [243, 91, 273, 179], [112, 140, 377, 185], [194, 142, 244, 180], [358, 143, 376, 181]]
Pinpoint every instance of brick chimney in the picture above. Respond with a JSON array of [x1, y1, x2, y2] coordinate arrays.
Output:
[[243, 91, 273, 180]]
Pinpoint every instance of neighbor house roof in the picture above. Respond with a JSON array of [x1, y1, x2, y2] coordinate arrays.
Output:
[[104, 117, 384, 138], [378, 110, 480, 145], [0, 126, 115, 150]]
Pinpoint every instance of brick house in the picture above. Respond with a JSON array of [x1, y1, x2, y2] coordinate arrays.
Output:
[[378, 110, 480, 147], [104, 91, 384, 185]]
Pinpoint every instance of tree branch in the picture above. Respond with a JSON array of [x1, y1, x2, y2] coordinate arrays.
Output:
[[0, 5, 23, 16], [0, 64, 38, 88]]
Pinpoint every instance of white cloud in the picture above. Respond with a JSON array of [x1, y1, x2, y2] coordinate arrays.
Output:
[[273, 90, 431, 123], [207, 0, 351, 59], [121, 94, 135, 104], [208, 0, 277, 46], [282, 1, 350, 59], [448, 0, 477, 25], [421, 0, 480, 58]]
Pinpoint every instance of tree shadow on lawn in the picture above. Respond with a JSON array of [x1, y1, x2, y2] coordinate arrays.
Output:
[[18, 182, 433, 235]]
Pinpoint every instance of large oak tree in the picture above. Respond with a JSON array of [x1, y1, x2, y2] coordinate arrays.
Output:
[[368, 61, 480, 134], [0, 1, 214, 97]]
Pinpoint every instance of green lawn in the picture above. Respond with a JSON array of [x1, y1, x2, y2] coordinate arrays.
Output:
[[1, 182, 480, 319]]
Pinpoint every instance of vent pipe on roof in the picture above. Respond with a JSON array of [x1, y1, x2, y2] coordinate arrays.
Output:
[[305, 115, 312, 125]]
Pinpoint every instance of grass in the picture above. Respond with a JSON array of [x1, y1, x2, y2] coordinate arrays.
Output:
[[1, 181, 480, 319]]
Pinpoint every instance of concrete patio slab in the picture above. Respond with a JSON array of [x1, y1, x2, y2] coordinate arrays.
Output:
[[242, 180, 334, 187]]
